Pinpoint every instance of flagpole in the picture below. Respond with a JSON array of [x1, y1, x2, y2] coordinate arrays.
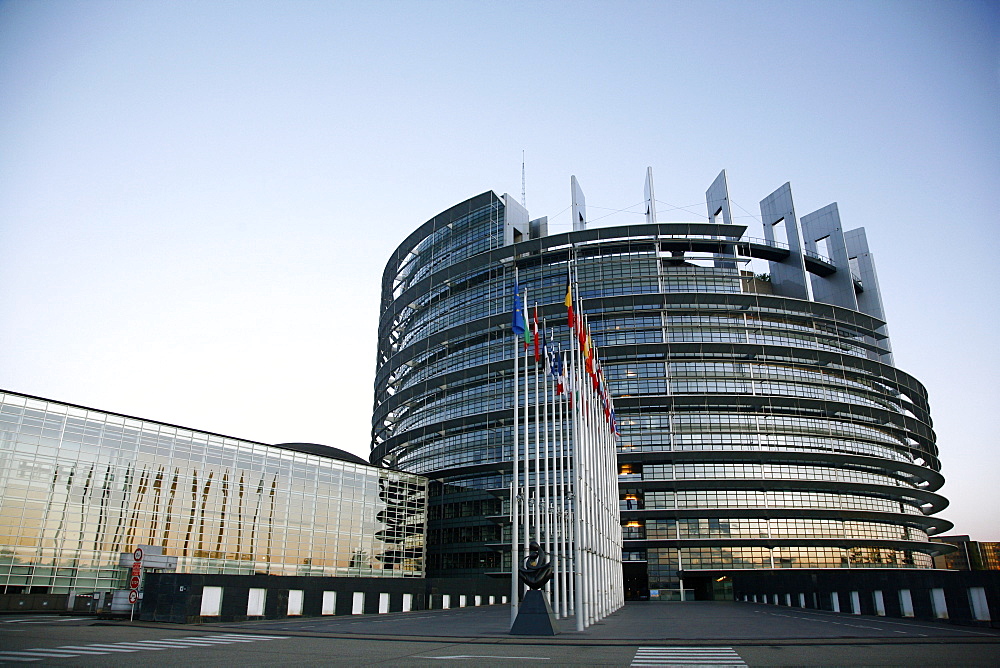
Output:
[[532, 305, 541, 548], [510, 275, 521, 626], [522, 288, 530, 562], [557, 353, 569, 618], [571, 261, 587, 632], [542, 320, 554, 611]]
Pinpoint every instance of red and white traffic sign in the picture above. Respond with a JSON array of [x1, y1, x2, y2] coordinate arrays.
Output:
[[129, 575, 141, 589], [128, 590, 138, 604], [133, 548, 143, 562], [131, 562, 141, 577]]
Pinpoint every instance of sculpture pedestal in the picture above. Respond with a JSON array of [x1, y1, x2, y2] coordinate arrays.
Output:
[[509, 589, 559, 635]]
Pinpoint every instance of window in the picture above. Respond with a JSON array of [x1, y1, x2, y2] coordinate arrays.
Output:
[[814, 235, 832, 262], [772, 218, 787, 245]]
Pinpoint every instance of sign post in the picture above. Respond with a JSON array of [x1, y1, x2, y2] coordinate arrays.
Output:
[[129, 548, 143, 621]]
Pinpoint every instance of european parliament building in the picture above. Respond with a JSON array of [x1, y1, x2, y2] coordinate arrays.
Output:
[[371, 170, 953, 601]]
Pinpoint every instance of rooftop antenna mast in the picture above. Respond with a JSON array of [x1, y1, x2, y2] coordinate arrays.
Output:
[[521, 150, 526, 208]]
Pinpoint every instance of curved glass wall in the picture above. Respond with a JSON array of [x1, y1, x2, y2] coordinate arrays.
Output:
[[372, 191, 951, 594]]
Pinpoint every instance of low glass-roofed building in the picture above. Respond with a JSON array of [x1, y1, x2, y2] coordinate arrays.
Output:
[[371, 171, 953, 600], [0, 390, 427, 595]]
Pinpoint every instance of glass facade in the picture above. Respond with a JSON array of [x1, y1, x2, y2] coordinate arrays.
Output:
[[373, 185, 952, 597], [0, 391, 427, 595]]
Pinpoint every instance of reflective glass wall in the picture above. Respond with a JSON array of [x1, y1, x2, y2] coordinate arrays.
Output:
[[373, 188, 951, 596], [0, 391, 427, 594]]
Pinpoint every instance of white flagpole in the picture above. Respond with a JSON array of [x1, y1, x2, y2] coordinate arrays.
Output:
[[565, 351, 576, 619], [511, 275, 520, 625], [533, 305, 541, 548], [542, 319, 554, 609], [571, 348, 585, 631], [522, 289, 530, 561], [553, 349, 563, 618], [583, 309, 597, 627], [572, 264, 587, 632], [557, 346, 569, 618], [549, 339, 561, 618]]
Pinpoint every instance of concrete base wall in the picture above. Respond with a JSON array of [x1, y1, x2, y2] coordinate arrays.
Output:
[[732, 568, 1000, 629], [140, 573, 509, 623], [0, 593, 72, 612]]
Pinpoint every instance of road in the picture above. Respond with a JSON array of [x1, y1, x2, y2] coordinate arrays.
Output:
[[0, 604, 998, 667]]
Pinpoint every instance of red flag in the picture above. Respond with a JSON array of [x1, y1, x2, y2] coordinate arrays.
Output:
[[565, 281, 575, 329], [584, 331, 594, 375]]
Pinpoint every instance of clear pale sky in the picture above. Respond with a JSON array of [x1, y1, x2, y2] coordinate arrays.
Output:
[[2, 1, 997, 538]]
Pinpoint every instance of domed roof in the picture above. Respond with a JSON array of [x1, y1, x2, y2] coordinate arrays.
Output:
[[273, 442, 371, 466]]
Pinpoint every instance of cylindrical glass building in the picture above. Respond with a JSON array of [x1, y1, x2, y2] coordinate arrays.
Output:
[[371, 174, 951, 599]]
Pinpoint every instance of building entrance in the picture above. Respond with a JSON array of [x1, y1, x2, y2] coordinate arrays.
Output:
[[686, 575, 734, 601], [623, 562, 649, 601]]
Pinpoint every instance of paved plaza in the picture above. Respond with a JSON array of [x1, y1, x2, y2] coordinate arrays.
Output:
[[1, 603, 999, 666], [214, 600, 1000, 642]]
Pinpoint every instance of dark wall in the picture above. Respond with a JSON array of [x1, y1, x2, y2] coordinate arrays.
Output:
[[731, 568, 1000, 629], [141, 573, 508, 623]]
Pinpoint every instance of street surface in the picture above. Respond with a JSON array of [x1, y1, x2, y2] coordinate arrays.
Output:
[[0, 603, 997, 666]]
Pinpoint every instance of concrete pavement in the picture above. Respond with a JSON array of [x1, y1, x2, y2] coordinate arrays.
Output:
[[208, 601, 1000, 644], [3, 605, 1000, 666]]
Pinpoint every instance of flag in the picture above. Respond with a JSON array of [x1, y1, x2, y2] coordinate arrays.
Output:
[[555, 350, 565, 395], [543, 332, 555, 376], [565, 281, 575, 329], [511, 282, 525, 338], [522, 295, 531, 351], [532, 306, 540, 363]]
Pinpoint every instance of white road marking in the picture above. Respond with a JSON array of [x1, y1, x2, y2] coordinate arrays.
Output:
[[0, 633, 291, 663], [420, 655, 550, 660], [0, 656, 43, 662], [53, 647, 110, 655], [756, 607, 996, 636], [631, 646, 747, 667], [62, 644, 140, 653]]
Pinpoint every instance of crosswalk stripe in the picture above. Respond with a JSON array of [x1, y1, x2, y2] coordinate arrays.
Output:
[[0, 650, 81, 658], [75, 644, 141, 652], [0, 655, 44, 662], [0, 634, 290, 663], [135, 638, 226, 644], [54, 648, 111, 655], [123, 641, 213, 648], [631, 646, 747, 667]]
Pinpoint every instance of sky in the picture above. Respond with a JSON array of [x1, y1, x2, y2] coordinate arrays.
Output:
[[1, 0, 997, 538]]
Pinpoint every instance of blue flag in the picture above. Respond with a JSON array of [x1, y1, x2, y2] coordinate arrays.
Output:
[[512, 282, 525, 337]]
